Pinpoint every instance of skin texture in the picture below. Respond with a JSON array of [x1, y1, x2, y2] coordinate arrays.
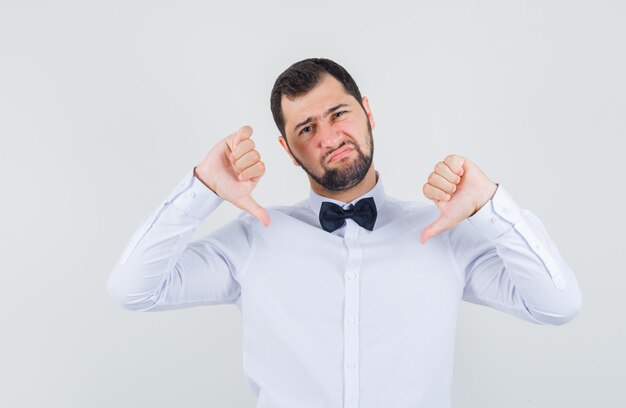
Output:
[[194, 73, 497, 243], [277, 73, 378, 203], [419, 154, 498, 244]]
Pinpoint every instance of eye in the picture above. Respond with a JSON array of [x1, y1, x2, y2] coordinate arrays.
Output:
[[334, 110, 347, 118], [300, 125, 314, 135]]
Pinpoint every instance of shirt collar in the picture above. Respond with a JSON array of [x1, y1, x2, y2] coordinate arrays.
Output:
[[308, 170, 386, 216]]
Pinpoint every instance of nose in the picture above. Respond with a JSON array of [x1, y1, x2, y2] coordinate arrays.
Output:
[[318, 121, 342, 149]]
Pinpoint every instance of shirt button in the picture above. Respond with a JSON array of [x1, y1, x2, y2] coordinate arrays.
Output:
[[347, 361, 356, 369], [534, 243, 541, 250], [347, 273, 356, 280], [347, 317, 355, 324], [187, 191, 196, 198], [490, 216, 497, 224]]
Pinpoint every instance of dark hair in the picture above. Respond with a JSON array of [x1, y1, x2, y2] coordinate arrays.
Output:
[[270, 58, 365, 139]]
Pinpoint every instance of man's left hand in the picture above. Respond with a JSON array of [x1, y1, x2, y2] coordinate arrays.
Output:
[[420, 154, 498, 244]]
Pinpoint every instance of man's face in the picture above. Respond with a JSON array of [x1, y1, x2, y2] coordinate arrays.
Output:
[[278, 73, 376, 192]]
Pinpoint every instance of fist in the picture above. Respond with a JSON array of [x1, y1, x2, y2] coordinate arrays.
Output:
[[420, 154, 497, 244], [194, 125, 270, 227]]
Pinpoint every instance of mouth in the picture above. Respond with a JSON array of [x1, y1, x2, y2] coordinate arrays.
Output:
[[327, 145, 354, 163]]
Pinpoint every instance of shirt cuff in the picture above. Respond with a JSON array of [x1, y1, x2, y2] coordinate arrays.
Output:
[[167, 167, 224, 220], [467, 184, 522, 241]]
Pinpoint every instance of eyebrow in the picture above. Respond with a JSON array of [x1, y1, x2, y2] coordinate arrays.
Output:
[[292, 103, 350, 133]]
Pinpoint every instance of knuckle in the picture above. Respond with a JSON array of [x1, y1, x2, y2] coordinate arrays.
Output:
[[444, 154, 462, 172], [435, 161, 445, 172], [232, 142, 243, 154], [428, 173, 437, 183], [236, 141, 248, 154]]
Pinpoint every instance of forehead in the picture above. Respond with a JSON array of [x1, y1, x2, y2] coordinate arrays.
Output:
[[281, 74, 355, 130]]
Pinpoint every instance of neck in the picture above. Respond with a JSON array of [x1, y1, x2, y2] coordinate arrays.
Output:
[[310, 165, 377, 203]]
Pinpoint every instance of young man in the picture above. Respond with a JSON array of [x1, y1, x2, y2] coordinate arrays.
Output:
[[107, 58, 582, 408]]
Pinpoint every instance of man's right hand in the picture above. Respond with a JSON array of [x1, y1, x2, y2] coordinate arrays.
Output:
[[194, 125, 270, 227]]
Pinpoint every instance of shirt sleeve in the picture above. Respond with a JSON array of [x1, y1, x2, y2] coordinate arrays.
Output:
[[446, 183, 583, 325], [106, 167, 255, 312]]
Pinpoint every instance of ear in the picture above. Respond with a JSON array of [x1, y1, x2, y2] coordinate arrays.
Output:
[[278, 135, 300, 166], [361, 96, 376, 130]]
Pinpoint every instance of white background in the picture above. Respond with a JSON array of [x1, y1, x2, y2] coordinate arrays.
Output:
[[1, 1, 623, 407]]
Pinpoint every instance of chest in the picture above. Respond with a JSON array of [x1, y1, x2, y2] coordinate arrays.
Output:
[[240, 218, 463, 316]]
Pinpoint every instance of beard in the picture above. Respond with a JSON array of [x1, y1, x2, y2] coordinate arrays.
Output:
[[292, 122, 374, 191]]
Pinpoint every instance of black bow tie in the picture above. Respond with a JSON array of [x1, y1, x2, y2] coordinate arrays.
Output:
[[319, 197, 378, 233]]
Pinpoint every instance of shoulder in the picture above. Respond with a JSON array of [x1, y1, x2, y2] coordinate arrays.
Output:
[[364, 194, 443, 234], [235, 199, 312, 229], [382, 195, 439, 220], [267, 199, 309, 214]]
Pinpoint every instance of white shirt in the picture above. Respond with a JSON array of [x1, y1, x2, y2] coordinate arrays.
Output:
[[107, 168, 583, 408]]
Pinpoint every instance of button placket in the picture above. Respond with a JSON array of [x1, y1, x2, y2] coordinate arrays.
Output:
[[343, 223, 361, 408]]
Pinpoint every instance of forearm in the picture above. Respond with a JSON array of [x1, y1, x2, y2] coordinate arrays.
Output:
[[452, 185, 583, 325], [106, 167, 224, 311]]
